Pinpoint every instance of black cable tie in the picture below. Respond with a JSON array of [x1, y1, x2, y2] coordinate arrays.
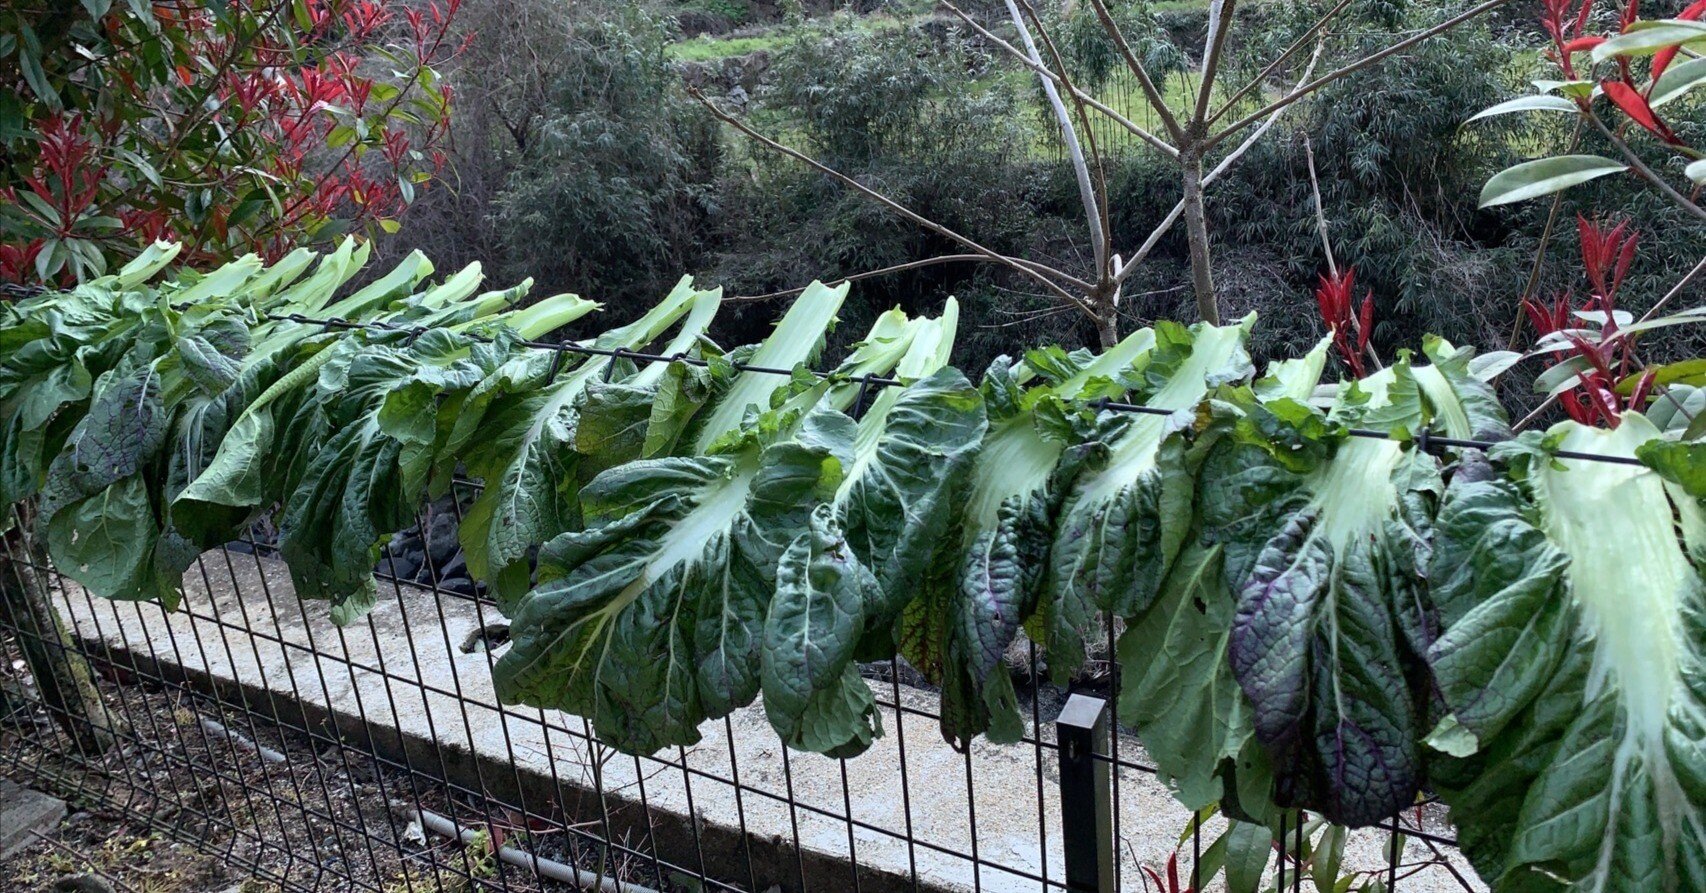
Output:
[[850, 376, 874, 418], [1414, 425, 1434, 456], [544, 348, 565, 385]]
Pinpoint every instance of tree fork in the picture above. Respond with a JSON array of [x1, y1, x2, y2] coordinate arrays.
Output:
[[1, 506, 122, 756]]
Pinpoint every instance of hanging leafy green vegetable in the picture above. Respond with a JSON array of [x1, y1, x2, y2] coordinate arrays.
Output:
[[1116, 342, 1329, 826], [900, 326, 1157, 750], [169, 250, 568, 551], [1117, 338, 1508, 827], [276, 328, 555, 620], [1, 242, 190, 516], [15, 244, 329, 604], [492, 291, 948, 754], [169, 240, 400, 546], [1221, 338, 1509, 826], [761, 298, 986, 757], [163, 254, 585, 623], [1424, 415, 1706, 892], [35, 279, 259, 606], [452, 277, 721, 607], [1040, 317, 1255, 679], [241, 292, 597, 621]]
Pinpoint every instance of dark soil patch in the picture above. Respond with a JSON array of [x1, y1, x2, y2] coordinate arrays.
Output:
[[2, 655, 673, 892]]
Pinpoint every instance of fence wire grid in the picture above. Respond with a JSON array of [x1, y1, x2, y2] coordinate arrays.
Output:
[[0, 303, 1551, 893]]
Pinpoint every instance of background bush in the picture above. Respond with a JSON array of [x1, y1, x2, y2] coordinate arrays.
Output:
[[380, 0, 1706, 388]]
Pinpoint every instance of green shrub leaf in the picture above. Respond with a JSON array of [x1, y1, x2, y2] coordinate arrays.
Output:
[[1479, 156, 1628, 208]]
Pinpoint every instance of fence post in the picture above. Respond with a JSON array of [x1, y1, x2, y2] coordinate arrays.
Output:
[[1057, 693, 1113, 893]]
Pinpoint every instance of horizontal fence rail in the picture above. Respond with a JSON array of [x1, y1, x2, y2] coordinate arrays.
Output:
[[0, 289, 1541, 892]]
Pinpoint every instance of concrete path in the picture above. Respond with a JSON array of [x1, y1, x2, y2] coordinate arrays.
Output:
[[0, 778, 67, 859]]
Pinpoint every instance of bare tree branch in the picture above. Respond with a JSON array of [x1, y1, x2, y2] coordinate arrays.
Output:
[[1513, 391, 1561, 432], [1207, 0, 1514, 149], [1305, 136, 1338, 277], [688, 87, 1098, 316], [1194, 0, 1238, 126], [729, 255, 995, 302], [1637, 253, 1706, 324], [1018, 0, 1114, 280], [1305, 133, 1381, 371], [940, 1, 1179, 158], [1113, 40, 1324, 285], [1207, 0, 1354, 127], [1084, 0, 1186, 141], [1180, 156, 1219, 323], [1586, 110, 1706, 222], [1006, 0, 1107, 276], [1508, 121, 1582, 348]]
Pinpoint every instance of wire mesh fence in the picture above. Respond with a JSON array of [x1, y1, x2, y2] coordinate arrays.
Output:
[[3, 494, 1484, 892]]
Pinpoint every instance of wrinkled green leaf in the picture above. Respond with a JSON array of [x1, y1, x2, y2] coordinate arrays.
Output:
[[1428, 416, 1706, 892]]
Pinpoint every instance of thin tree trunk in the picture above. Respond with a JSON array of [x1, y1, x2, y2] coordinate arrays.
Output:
[[1180, 150, 1219, 325], [1092, 283, 1120, 349], [1, 507, 121, 756]]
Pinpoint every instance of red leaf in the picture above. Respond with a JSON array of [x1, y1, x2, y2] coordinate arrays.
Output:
[[1563, 35, 1607, 53], [1357, 293, 1375, 350], [1561, 389, 1594, 425], [1602, 79, 1678, 142], [1586, 379, 1622, 428], [1629, 368, 1658, 410], [1653, 46, 1681, 81], [1566, 333, 1615, 380]]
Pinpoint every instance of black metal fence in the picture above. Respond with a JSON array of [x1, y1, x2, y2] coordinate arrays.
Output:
[[2, 494, 1481, 893]]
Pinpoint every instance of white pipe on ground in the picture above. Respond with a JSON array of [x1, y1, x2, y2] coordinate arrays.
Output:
[[415, 808, 659, 893], [198, 716, 287, 764], [197, 712, 656, 893]]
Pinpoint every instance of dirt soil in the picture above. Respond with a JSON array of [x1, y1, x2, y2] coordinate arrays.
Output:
[[1, 661, 673, 893]]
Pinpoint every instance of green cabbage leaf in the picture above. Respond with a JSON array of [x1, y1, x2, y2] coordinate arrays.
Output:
[[452, 277, 722, 606], [1116, 341, 1330, 826], [903, 326, 1157, 749], [491, 290, 951, 753], [1424, 414, 1706, 892], [1040, 316, 1255, 678], [1119, 338, 1509, 827], [761, 299, 987, 756]]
